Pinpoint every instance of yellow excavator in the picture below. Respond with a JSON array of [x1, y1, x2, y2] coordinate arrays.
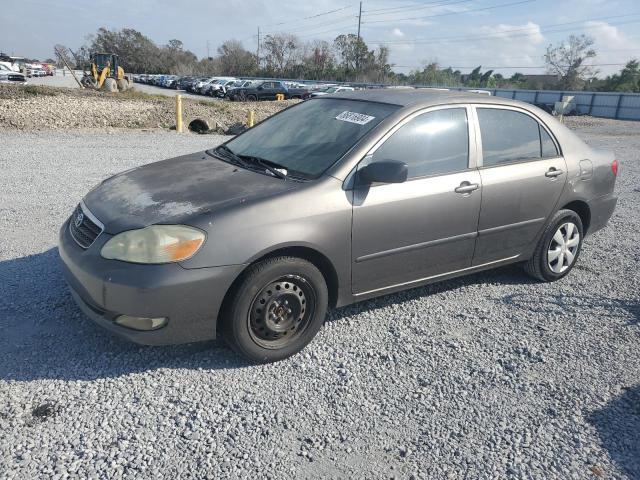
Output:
[[81, 53, 132, 92]]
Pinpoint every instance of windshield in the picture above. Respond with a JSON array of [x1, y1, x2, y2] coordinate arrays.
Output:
[[325, 87, 339, 93], [223, 98, 400, 178]]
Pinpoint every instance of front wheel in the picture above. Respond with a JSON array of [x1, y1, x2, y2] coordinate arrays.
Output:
[[220, 257, 328, 363], [524, 209, 584, 282], [102, 78, 118, 93]]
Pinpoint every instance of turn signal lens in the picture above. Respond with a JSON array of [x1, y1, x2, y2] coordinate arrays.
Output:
[[101, 225, 205, 264], [611, 159, 619, 176]]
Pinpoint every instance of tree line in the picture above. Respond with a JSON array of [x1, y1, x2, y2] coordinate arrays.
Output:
[[54, 29, 640, 92]]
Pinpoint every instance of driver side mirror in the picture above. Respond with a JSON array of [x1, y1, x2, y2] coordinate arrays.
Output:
[[358, 160, 408, 185]]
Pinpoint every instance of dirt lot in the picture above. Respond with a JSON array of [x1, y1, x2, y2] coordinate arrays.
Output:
[[0, 112, 638, 478], [0, 84, 296, 131]]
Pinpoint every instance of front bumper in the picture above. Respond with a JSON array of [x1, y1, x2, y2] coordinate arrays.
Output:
[[59, 219, 245, 345]]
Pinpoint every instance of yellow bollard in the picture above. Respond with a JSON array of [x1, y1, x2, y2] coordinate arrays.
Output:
[[175, 94, 183, 133], [246, 110, 255, 128], [276, 93, 285, 101]]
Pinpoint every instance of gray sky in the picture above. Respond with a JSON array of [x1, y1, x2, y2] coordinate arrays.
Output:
[[3, 0, 640, 76]]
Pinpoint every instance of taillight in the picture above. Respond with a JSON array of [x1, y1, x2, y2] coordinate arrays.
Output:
[[611, 159, 619, 176]]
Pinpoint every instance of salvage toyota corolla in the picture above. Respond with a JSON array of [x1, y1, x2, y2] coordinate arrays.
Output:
[[59, 90, 619, 362]]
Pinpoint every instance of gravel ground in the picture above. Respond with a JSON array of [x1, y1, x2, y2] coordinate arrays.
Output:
[[0, 84, 296, 131], [0, 121, 639, 479]]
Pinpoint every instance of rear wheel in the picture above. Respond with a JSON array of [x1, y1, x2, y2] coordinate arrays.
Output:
[[246, 94, 258, 101], [221, 257, 328, 363], [524, 209, 583, 282], [102, 78, 117, 93]]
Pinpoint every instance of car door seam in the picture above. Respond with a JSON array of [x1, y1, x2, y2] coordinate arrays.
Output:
[[355, 231, 479, 263]]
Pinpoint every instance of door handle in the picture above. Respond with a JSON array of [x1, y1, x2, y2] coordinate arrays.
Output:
[[545, 167, 564, 178], [454, 181, 479, 194]]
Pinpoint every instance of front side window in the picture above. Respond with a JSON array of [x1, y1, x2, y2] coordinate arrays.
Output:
[[478, 108, 558, 166], [223, 98, 400, 178], [370, 108, 470, 179]]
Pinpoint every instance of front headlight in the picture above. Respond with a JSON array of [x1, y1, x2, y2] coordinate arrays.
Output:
[[100, 225, 205, 264]]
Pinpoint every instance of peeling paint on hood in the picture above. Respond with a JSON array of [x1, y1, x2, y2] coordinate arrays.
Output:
[[83, 151, 298, 233]]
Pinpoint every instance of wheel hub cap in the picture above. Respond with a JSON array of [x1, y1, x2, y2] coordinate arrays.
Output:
[[548, 222, 580, 274]]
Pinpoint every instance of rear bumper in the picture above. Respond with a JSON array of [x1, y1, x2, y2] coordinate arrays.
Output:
[[59, 219, 245, 345], [587, 192, 618, 236]]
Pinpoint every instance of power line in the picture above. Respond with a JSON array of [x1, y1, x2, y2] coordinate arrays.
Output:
[[363, 0, 474, 17], [295, 22, 361, 39], [366, 13, 640, 44], [261, 14, 357, 35], [364, 0, 469, 13], [261, 5, 355, 28], [362, 0, 536, 24]]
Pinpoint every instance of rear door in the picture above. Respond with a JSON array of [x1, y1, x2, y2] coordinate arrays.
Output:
[[471, 105, 567, 265], [263, 82, 279, 100], [351, 106, 482, 295]]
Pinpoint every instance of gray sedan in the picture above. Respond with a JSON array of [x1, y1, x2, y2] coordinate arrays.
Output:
[[59, 90, 619, 362]]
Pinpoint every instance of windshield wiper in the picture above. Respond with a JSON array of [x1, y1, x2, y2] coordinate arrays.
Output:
[[211, 146, 291, 180], [238, 155, 288, 180], [211, 145, 248, 168]]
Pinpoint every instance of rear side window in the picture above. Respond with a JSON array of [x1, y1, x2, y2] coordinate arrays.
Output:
[[477, 109, 544, 166], [477, 108, 558, 167], [371, 108, 469, 179]]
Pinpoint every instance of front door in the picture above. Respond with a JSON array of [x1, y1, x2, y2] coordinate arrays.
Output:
[[351, 106, 482, 295], [471, 106, 568, 264]]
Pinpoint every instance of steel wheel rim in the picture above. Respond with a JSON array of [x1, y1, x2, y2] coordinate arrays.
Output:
[[248, 275, 316, 350], [547, 222, 580, 274]]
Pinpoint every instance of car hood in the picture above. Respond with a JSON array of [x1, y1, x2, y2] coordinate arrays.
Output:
[[83, 151, 298, 233]]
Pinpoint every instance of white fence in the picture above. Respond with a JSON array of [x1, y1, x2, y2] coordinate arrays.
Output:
[[445, 87, 640, 121]]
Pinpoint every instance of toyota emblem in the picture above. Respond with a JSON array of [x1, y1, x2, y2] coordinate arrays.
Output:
[[74, 211, 84, 228]]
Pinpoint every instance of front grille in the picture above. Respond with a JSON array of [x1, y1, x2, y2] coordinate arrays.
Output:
[[8, 75, 25, 82], [69, 204, 103, 249]]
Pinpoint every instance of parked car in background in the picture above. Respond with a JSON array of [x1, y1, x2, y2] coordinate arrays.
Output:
[[0, 63, 26, 84], [228, 80, 287, 101], [194, 77, 221, 94], [225, 80, 253, 95], [203, 77, 238, 97], [176, 76, 197, 90], [308, 85, 355, 99], [228, 80, 308, 101], [59, 90, 619, 363]]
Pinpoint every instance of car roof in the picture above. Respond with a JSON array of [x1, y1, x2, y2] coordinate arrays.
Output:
[[323, 88, 524, 109]]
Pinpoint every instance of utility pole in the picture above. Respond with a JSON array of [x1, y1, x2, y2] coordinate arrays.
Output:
[[356, 1, 363, 74], [357, 1, 362, 40], [256, 27, 261, 70]]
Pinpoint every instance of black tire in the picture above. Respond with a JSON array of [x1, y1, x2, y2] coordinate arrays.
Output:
[[246, 94, 258, 101], [81, 76, 97, 89], [220, 257, 328, 363], [524, 209, 584, 282], [102, 78, 117, 93]]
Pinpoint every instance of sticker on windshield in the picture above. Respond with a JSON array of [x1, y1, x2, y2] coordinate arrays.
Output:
[[335, 111, 376, 125]]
